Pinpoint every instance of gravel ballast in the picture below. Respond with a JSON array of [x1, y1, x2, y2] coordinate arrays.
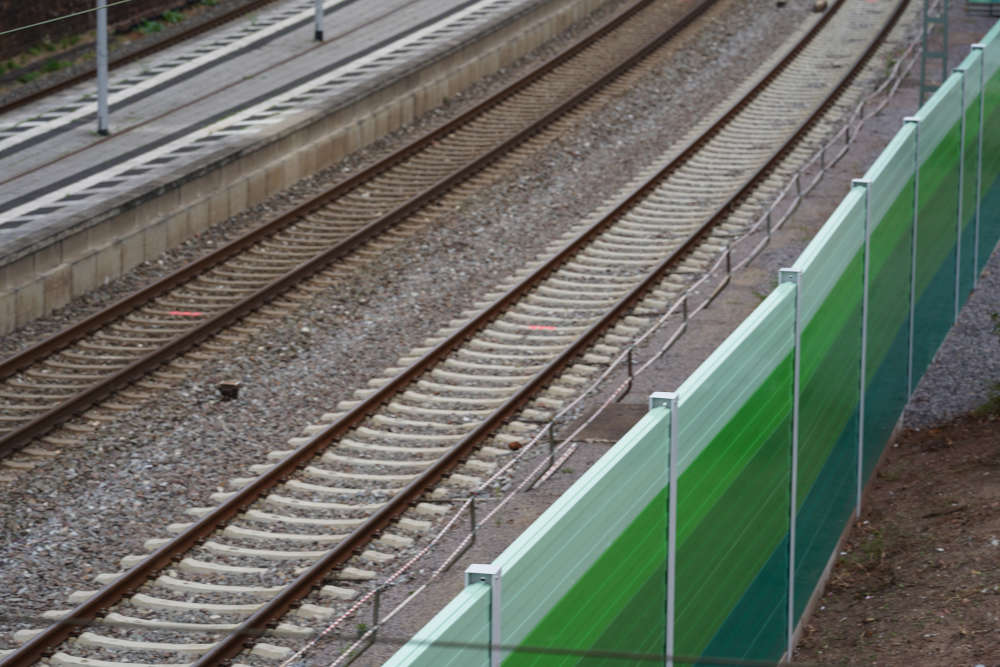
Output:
[[2, 0, 998, 662]]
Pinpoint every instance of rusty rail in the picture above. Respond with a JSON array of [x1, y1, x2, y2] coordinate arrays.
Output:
[[1, 0, 912, 662], [0, 0, 713, 457]]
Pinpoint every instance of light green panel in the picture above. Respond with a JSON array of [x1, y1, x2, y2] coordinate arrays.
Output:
[[983, 20, 1000, 79], [915, 75, 962, 165], [493, 410, 669, 651], [792, 186, 865, 325], [959, 51, 984, 105], [385, 583, 491, 666], [864, 124, 915, 225], [675, 284, 795, 474]]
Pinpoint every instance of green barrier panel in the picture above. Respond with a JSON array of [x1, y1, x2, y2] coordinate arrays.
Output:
[[674, 285, 794, 664], [793, 188, 864, 504], [958, 52, 982, 303], [912, 76, 962, 383], [500, 410, 669, 665], [385, 583, 492, 666], [979, 30, 1000, 265], [791, 187, 864, 621], [793, 188, 866, 326], [862, 124, 915, 483]]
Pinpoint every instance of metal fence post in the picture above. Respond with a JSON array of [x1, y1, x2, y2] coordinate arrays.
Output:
[[904, 117, 920, 398], [779, 268, 802, 655], [650, 391, 677, 667], [314, 0, 324, 41], [972, 44, 986, 287], [96, 0, 110, 135], [851, 178, 871, 516], [466, 564, 502, 667], [955, 67, 967, 322]]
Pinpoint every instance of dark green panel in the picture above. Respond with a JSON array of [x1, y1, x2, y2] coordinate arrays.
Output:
[[913, 123, 962, 381], [503, 486, 667, 666], [795, 409, 857, 621], [700, 534, 790, 665], [675, 357, 791, 664], [798, 252, 862, 509], [960, 89, 981, 303], [980, 68, 1000, 267]]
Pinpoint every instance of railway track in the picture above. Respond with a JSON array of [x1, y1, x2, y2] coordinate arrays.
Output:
[[0, 0, 912, 664], [0, 0, 715, 467]]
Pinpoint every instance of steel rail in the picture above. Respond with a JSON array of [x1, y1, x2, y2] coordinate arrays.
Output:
[[194, 0, 910, 662], [2, 0, 911, 662], [0, 0, 284, 115], [0, 0, 717, 458]]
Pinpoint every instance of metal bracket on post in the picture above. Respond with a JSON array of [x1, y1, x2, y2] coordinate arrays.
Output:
[[466, 564, 502, 667], [852, 178, 871, 517], [314, 0, 324, 41], [650, 391, 678, 667], [96, 0, 110, 135], [779, 268, 802, 656]]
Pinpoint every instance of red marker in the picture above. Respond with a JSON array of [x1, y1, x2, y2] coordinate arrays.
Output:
[[169, 311, 205, 317], [528, 325, 557, 331]]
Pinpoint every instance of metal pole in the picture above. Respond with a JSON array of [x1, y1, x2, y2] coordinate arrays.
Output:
[[314, 0, 324, 41], [972, 44, 985, 287], [955, 68, 966, 323], [96, 0, 110, 135], [779, 268, 802, 655], [852, 178, 871, 517], [904, 118, 920, 398]]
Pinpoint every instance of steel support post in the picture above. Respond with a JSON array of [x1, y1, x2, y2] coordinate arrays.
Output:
[[904, 117, 920, 398], [779, 268, 802, 656], [852, 179, 871, 516], [314, 0, 324, 41], [955, 68, 966, 323], [972, 44, 986, 287], [650, 391, 677, 667], [96, 0, 110, 135], [466, 564, 502, 667]]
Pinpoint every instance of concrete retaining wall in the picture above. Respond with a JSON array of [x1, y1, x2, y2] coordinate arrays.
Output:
[[0, 0, 611, 335]]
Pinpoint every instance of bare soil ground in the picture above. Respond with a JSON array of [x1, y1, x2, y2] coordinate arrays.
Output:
[[794, 411, 1000, 666]]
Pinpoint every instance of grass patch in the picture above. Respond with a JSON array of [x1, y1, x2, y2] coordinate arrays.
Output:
[[163, 10, 184, 24], [41, 60, 70, 73], [139, 20, 164, 34]]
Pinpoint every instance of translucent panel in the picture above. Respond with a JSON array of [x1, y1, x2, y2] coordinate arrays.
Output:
[[793, 186, 865, 325], [864, 149, 914, 483], [675, 285, 795, 474], [674, 285, 793, 665], [498, 410, 668, 664], [980, 60, 1000, 268], [915, 75, 962, 165], [912, 91, 963, 385], [385, 584, 491, 666], [959, 60, 982, 307], [983, 19, 1000, 80], [959, 51, 984, 105], [864, 124, 915, 226]]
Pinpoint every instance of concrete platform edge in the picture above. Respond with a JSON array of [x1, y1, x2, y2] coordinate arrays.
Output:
[[0, 0, 611, 334]]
